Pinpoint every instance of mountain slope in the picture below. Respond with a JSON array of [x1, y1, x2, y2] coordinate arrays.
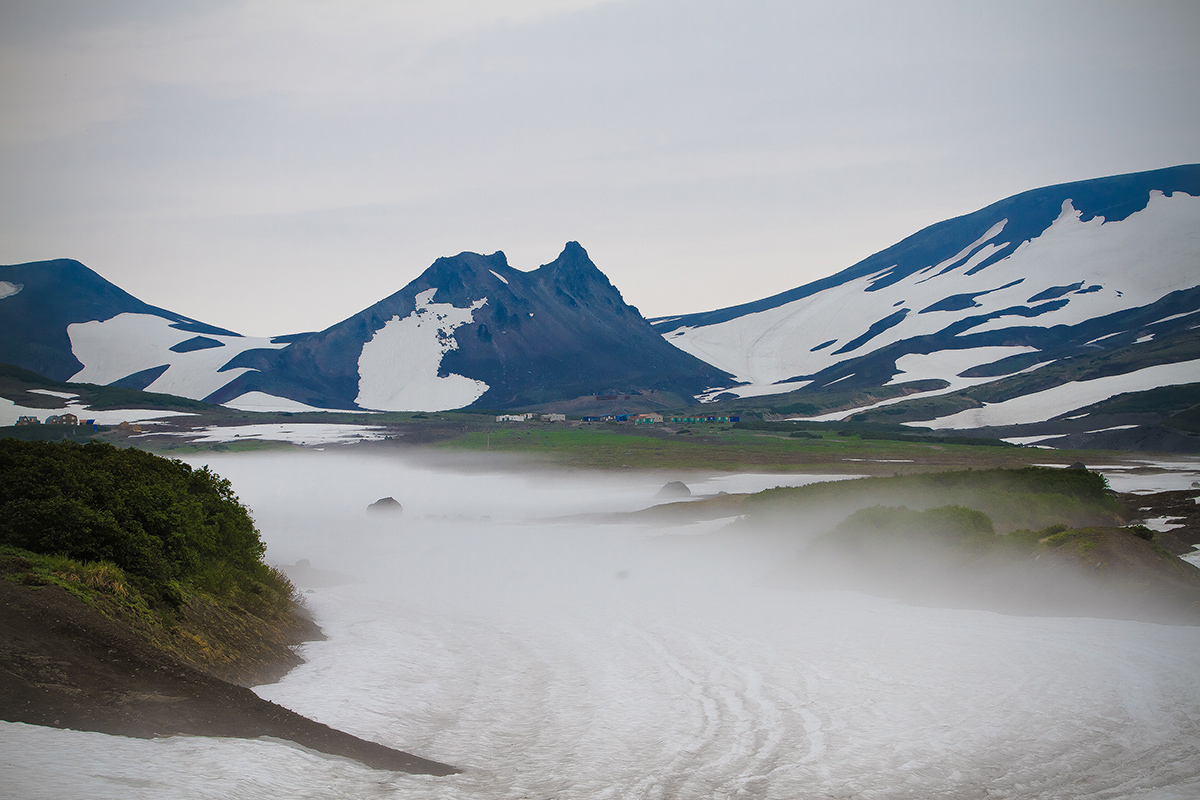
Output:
[[0, 259, 252, 381], [654, 164, 1200, 431], [214, 242, 731, 410]]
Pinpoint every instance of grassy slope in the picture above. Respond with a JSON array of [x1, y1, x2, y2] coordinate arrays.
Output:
[[0, 548, 315, 685], [434, 423, 1097, 472]]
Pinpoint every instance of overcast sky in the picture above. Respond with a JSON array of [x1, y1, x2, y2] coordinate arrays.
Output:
[[2, 0, 1197, 337]]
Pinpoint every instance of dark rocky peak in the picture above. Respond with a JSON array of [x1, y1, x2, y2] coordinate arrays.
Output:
[[536, 241, 622, 309], [417, 250, 510, 306]]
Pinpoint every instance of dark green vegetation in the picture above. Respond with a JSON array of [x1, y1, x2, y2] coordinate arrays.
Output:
[[733, 419, 1016, 447], [743, 466, 1120, 533], [0, 421, 104, 444], [0, 438, 278, 605], [0, 363, 213, 413], [0, 438, 303, 683], [1067, 381, 1200, 435]]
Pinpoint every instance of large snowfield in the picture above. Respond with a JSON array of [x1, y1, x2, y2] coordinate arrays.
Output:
[[3, 453, 1200, 799], [68, 313, 287, 400], [355, 288, 490, 412]]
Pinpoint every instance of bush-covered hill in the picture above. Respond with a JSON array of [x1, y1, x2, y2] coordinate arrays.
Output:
[[0, 438, 303, 683]]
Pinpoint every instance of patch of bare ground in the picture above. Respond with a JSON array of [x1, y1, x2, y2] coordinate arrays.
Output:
[[0, 579, 457, 774]]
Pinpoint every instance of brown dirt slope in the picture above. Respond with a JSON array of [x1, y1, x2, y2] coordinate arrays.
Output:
[[0, 579, 457, 774]]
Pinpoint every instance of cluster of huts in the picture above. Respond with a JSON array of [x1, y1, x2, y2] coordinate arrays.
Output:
[[496, 412, 740, 424], [495, 413, 567, 423], [15, 413, 93, 426], [12, 414, 123, 432]]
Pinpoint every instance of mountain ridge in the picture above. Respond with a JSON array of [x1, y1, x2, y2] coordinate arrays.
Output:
[[2, 243, 730, 412], [2, 165, 1197, 432]]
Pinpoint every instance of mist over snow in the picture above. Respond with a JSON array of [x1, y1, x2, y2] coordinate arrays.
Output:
[[4, 451, 1199, 799]]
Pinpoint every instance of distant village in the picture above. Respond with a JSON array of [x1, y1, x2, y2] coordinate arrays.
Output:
[[14, 414, 139, 432]]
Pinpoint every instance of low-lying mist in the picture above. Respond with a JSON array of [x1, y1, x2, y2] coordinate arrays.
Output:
[[7, 450, 1197, 799], [189, 450, 818, 617]]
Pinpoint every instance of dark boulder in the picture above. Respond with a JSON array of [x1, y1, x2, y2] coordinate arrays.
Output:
[[656, 481, 691, 498], [367, 496, 403, 513]]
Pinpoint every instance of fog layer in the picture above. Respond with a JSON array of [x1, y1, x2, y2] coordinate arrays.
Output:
[[3, 451, 1199, 799]]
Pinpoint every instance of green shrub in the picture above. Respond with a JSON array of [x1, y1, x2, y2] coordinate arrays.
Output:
[[0, 439, 277, 605], [835, 504, 996, 545]]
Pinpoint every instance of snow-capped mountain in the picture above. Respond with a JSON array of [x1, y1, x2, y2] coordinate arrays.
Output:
[[210, 242, 730, 410], [653, 164, 1200, 429], [0, 244, 729, 412], [0, 258, 287, 401]]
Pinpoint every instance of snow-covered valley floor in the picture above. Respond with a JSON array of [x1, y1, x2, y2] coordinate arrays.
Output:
[[4, 453, 1200, 799]]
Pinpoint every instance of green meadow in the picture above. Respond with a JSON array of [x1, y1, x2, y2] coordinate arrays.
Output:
[[435, 422, 1093, 472]]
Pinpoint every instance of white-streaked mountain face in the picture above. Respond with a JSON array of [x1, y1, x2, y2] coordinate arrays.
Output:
[[653, 164, 1200, 430]]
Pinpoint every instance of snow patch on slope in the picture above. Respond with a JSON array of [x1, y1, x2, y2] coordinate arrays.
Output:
[[796, 355, 1054, 423], [223, 392, 330, 413], [914, 359, 1200, 429], [921, 219, 1008, 277], [355, 288, 489, 412], [886, 346, 1039, 387], [156, 423, 389, 446], [67, 313, 285, 399], [0, 281, 22, 299], [962, 192, 1200, 333], [28, 389, 79, 399], [697, 379, 813, 402]]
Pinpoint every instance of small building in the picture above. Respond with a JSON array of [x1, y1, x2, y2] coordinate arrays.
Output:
[[496, 413, 536, 423], [15, 415, 40, 426], [46, 413, 79, 425], [540, 413, 566, 422], [669, 414, 739, 424], [118, 420, 144, 433], [631, 413, 663, 424]]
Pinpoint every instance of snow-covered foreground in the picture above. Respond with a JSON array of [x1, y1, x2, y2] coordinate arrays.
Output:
[[4, 453, 1200, 799]]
